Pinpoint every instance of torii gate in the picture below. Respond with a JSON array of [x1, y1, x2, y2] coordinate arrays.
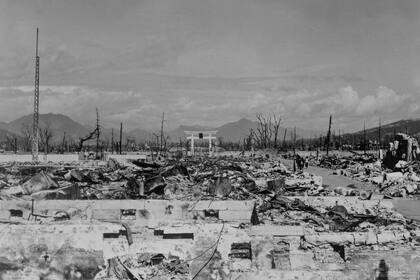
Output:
[[184, 130, 217, 155]]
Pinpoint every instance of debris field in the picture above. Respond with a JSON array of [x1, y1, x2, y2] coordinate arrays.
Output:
[[0, 150, 420, 279]]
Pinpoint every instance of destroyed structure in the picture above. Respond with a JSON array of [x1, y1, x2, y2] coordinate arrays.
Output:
[[1, 146, 420, 279]]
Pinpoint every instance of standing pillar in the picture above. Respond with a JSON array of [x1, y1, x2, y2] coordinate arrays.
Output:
[[208, 133, 212, 152], [190, 133, 194, 155]]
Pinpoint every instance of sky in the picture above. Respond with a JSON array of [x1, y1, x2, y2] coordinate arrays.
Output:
[[0, 0, 420, 132]]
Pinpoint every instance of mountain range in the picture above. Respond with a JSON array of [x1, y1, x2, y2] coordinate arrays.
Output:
[[348, 119, 420, 141], [1, 113, 418, 146], [0, 113, 321, 144]]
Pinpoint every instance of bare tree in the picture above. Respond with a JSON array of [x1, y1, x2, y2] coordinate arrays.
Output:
[[255, 113, 273, 148], [78, 128, 98, 152], [247, 113, 283, 149], [272, 114, 282, 148], [6, 134, 18, 154], [61, 132, 66, 153], [21, 124, 32, 152], [245, 128, 255, 150], [125, 137, 137, 152], [40, 122, 53, 154]]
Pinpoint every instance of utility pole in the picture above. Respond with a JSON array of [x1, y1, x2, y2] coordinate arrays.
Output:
[[290, 128, 293, 150], [95, 108, 100, 159], [111, 128, 114, 154], [293, 126, 296, 172], [160, 112, 165, 152], [319, 135, 322, 150], [282, 128, 287, 149], [62, 132, 66, 154], [119, 122, 123, 154], [363, 121, 366, 155], [378, 118, 381, 157], [338, 129, 341, 150], [32, 28, 40, 162], [326, 115, 332, 156]]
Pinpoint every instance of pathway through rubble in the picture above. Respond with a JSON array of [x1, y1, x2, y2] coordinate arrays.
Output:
[[392, 199, 420, 222], [283, 158, 420, 222], [282, 159, 372, 191]]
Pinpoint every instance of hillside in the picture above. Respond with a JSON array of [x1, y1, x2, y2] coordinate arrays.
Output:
[[0, 114, 322, 145], [216, 118, 258, 142], [6, 113, 90, 141], [347, 119, 420, 141]]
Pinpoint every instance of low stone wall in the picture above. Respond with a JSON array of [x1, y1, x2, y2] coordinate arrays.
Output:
[[0, 153, 79, 163], [0, 199, 256, 225]]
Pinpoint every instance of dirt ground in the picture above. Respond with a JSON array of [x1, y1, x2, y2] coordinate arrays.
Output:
[[281, 158, 376, 191]]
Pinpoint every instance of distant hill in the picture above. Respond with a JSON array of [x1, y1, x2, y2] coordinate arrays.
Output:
[[0, 122, 8, 131], [6, 113, 90, 141], [2, 113, 419, 147], [0, 113, 321, 145], [216, 118, 258, 142], [347, 119, 420, 141]]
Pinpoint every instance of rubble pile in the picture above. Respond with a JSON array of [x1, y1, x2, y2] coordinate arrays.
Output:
[[0, 156, 326, 201], [1, 152, 420, 279], [317, 153, 377, 170], [94, 254, 189, 280], [258, 196, 409, 233]]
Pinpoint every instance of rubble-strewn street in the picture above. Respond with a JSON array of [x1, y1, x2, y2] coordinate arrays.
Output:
[[1, 149, 420, 279]]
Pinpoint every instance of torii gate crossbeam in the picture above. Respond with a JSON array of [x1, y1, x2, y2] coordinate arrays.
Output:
[[184, 131, 217, 155]]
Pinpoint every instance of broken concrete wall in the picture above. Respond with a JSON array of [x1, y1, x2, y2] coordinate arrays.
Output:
[[0, 199, 257, 225], [0, 222, 126, 279], [0, 154, 79, 163]]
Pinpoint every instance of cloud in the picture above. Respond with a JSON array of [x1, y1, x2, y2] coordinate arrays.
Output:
[[331, 86, 407, 116], [276, 85, 409, 120], [354, 86, 406, 115]]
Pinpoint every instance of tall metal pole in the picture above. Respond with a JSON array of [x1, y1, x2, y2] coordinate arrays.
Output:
[[111, 128, 114, 154], [119, 122, 123, 154], [293, 126, 296, 172], [32, 28, 40, 162], [95, 108, 100, 159], [363, 121, 366, 155], [326, 115, 332, 156], [160, 112, 165, 152], [378, 117, 381, 157], [338, 128, 341, 150], [62, 131, 66, 153]]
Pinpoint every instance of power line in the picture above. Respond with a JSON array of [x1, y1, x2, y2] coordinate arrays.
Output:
[[191, 222, 225, 279]]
